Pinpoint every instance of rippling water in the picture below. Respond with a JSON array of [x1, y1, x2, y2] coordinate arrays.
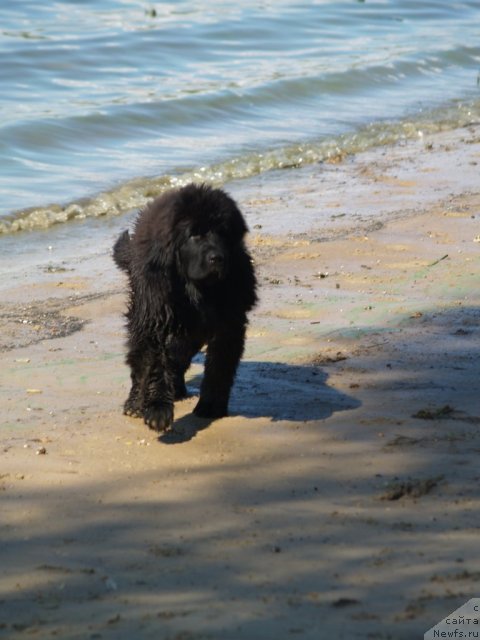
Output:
[[1, 1, 480, 234]]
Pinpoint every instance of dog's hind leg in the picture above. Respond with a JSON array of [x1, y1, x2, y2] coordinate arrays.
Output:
[[167, 336, 203, 401], [124, 382, 143, 418]]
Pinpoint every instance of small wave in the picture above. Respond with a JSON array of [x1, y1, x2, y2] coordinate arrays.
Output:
[[2, 98, 479, 235]]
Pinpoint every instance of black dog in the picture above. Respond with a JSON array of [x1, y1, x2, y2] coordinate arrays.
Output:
[[113, 183, 257, 432]]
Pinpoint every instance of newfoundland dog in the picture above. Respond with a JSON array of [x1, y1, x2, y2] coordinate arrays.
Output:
[[113, 183, 257, 432]]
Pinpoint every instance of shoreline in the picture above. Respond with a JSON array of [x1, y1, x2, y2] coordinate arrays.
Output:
[[2, 122, 480, 280], [0, 125, 479, 639]]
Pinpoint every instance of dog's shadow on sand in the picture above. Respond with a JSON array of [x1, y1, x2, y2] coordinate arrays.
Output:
[[159, 360, 360, 444]]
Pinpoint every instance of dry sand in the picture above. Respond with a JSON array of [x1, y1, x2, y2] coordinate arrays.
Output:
[[1, 125, 479, 640]]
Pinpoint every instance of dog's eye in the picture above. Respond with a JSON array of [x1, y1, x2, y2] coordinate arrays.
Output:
[[189, 234, 202, 242]]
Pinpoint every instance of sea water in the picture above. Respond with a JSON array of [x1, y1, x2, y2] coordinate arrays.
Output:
[[1, 0, 480, 236]]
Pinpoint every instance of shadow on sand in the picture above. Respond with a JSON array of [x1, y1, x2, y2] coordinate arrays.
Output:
[[159, 359, 360, 444]]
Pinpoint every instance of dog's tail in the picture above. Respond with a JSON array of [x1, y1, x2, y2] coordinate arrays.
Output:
[[113, 230, 132, 273]]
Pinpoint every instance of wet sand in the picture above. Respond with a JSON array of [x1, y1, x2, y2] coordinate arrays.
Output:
[[1, 125, 479, 639]]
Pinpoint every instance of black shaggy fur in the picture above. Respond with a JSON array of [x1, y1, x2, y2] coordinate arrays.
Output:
[[113, 183, 257, 432]]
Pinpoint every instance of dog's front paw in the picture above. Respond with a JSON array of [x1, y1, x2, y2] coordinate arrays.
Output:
[[144, 402, 174, 432], [193, 398, 228, 420]]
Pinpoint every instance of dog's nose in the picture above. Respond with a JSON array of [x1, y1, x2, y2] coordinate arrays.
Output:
[[207, 251, 224, 265]]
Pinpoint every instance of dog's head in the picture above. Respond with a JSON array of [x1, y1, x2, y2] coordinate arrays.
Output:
[[129, 184, 256, 310], [169, 184, 248, 287]]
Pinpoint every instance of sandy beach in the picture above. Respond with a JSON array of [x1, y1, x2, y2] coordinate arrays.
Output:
[[1, 125, 479, 639]]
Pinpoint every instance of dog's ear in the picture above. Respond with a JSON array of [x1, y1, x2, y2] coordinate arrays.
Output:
[[132, 193, 178, 275], [145, 238, 175, 273]]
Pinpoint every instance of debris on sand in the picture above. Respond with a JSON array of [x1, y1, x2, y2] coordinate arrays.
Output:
[[380, 476, 444, 501], [331, 597, 360, 608], [309, 351, 348, 366], [412, 405, 454, 420], [384, 435, 422, 448]]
